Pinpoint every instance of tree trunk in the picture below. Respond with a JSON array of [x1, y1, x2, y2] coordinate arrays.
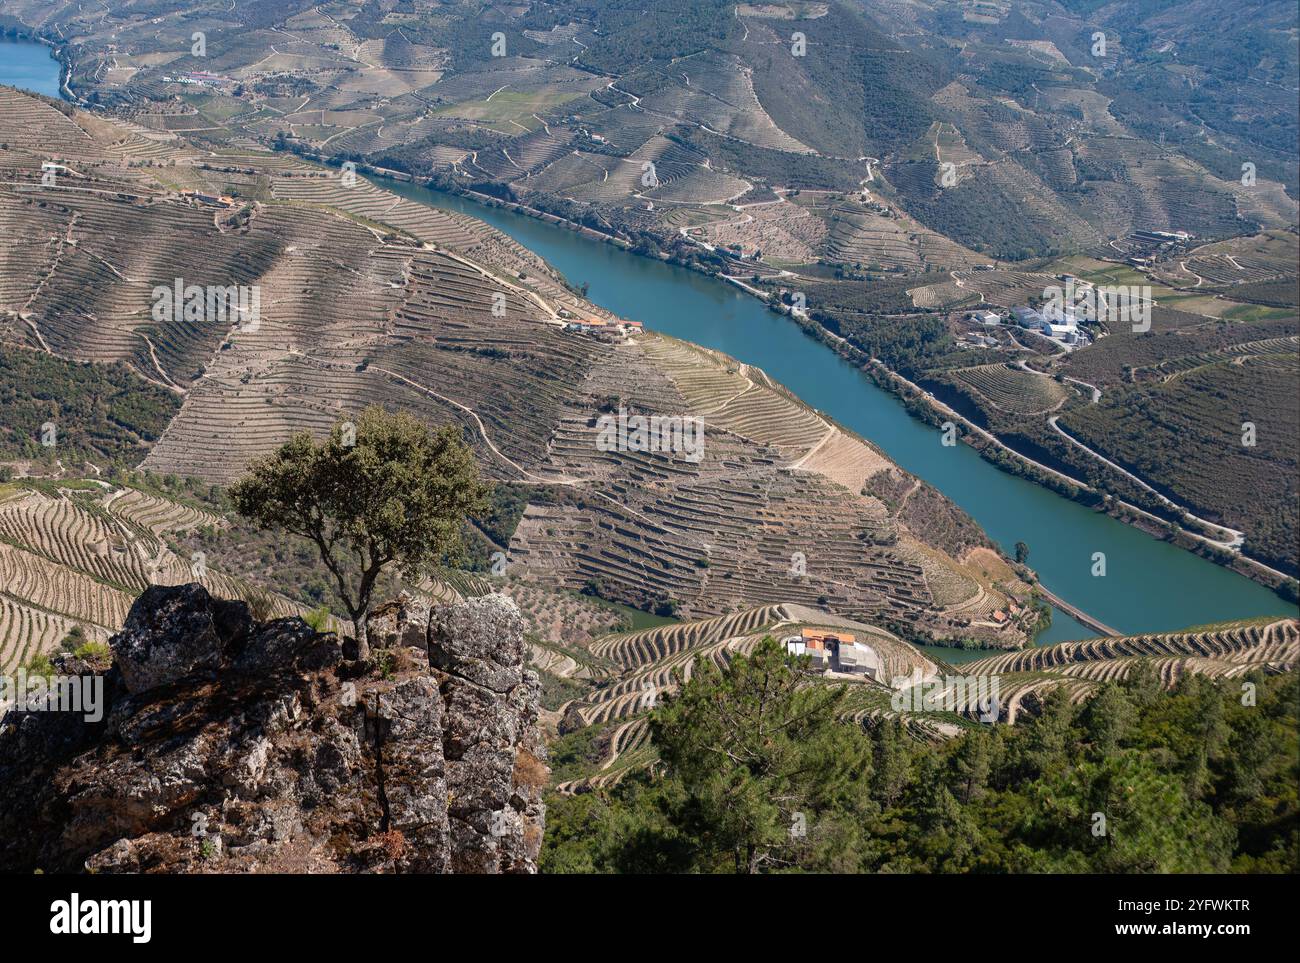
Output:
[[351, 560, 382, 662], [353, 604, 371, 661]]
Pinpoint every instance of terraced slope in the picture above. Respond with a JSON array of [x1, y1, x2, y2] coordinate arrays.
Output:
[[3, 0, 1294, 592], [0, 87, 1036, 660], [963, 618, 1299, 676], [552, 612, 1300, 791], [507, 327, 1028, 636], [0, 480, 323, 672], [552, 602, 940, 792], [944, 618, 1300, 723]]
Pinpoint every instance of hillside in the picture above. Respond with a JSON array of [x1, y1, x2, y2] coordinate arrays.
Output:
[[2, 0, 1291, 583], [546, 606, 1300, 791], [543, 623, 1300, 874], [0, 85, 1039, 673], [0, 0, 1296, 889], [0, 475, 323, 673]]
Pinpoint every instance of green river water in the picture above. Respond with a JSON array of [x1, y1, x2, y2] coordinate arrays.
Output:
[[382, 180, 1297, 656], [4, 41, 1293, 660]]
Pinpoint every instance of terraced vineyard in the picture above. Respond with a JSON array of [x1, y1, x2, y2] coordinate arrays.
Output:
[[0, 86, 1037, 685], [949, 618, 1300, 723], [1059, 351, 1299, 572], [507, 326, 1030, 639], [550, 602, 941, 792], [823, 200, 984, 274], [941, 364, 1068, 416], [0, 0, 1290, 600], [0, 480, 319, 673], [0, 0, 1296, 880], [550, 601, 1300, 792]]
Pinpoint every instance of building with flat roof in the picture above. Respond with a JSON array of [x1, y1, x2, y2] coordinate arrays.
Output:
[[1011, 306, 1042, 327], [833, 641, 880, 678], [785, 630, 880, 679]]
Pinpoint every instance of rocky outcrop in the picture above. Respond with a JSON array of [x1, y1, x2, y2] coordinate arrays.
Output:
[[0, 584, 546, 873]]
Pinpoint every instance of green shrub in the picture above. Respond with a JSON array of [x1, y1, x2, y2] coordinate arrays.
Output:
[[72, 640, 112, 663], [304, 605, 332, 632]]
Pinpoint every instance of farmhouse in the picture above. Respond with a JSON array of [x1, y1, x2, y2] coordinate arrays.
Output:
[[784, 629, 881, 679], [565, 318, 643, 336], [564, 319, 608, 333], [181, 190, 236, 209], [783, 634, 829, 670]]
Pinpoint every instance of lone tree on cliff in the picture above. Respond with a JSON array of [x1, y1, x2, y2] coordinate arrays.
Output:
[[230, 406, 488, 658]]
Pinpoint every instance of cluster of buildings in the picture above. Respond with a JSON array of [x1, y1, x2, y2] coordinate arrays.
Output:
[[987, 600, 1027, 627], [963, 303, 1091, 349], [1136, 229, 1193, 243], [562, 318, 643, 337], [1125, 230, 1193, 267], [1009, 303, 1090, 348], [162, 71, 227, 88], [782, 629, 881, 679]]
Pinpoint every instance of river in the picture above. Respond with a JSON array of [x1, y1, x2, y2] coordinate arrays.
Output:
[[381, 180, 1297, 653], [2, 40, 1293, 655], [0, 38, 61, 100]]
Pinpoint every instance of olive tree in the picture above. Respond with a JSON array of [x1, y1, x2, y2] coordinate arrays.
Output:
[[229, 406, 488, 658]]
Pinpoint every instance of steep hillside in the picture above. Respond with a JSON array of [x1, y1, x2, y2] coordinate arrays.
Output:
[[547, 604, 1300, 792], [0, 86, 1036, 665], [2, 0, 1295, 586], [0, 476, 322, 673]]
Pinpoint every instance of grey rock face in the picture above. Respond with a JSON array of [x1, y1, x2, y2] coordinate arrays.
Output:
[[0, 585, 546, 874], [112, 583, 252, 694], [368, 594, 432, 651], [431, 593, 546, 874]]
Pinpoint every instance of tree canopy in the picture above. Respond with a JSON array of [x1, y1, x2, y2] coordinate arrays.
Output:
[[229, 406, 487, 655], [543, 644, 1299, 873]]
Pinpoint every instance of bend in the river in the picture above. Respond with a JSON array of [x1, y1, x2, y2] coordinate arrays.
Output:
[[380, 179, 1297, 651], [2, 41, 1293, 659]]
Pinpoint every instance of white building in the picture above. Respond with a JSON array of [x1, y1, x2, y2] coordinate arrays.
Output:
[[785, 630, 880, 679]]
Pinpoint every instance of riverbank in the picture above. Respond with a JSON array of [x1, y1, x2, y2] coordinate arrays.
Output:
[[388, 177, 1295, 600], [16, 15, 1299, 603], [378, 177, 1296, 640], [0, 42, 1292, 639], [0, 33, 66, 101]]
